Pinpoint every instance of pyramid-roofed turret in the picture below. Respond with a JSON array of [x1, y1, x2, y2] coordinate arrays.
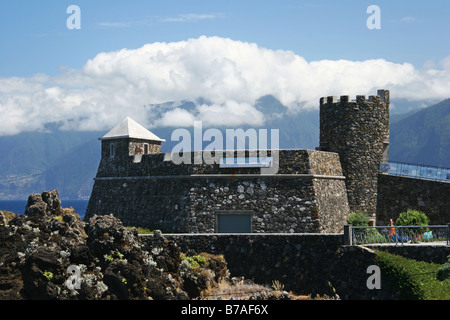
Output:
[[100, 117, 165, 141]]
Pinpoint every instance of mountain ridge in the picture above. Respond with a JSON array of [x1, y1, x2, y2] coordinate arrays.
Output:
[[0, 97, 448, 200]]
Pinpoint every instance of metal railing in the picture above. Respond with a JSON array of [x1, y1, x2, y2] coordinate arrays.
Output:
[[380, 161, 450, 182], [344, 224, 450, 246]]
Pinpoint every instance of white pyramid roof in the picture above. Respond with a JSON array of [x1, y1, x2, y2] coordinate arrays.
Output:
[[100, 117, 165, 141]]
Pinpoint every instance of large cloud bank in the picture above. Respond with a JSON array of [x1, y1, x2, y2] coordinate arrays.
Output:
[[0, 36, 449, 135]]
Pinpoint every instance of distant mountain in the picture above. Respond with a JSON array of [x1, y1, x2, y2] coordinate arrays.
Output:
[[0, 130, 102, 200], [389, 98, 450, 168], [33, 136, 101, 200], [147, 95, 319, 153], [0, 96, 448, 200]]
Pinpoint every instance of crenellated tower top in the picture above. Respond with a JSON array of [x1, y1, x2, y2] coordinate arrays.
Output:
[[319, 89, 390, 220]]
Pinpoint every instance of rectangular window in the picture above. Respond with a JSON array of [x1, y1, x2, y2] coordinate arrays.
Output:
[[110, 144, 115, 158], [144, 143, 149, 154], [382, 141, 389, 163], [216, 211, 252, 233]]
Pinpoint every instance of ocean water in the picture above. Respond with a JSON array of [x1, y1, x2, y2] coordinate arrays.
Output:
[[0, 200, 88, 219]]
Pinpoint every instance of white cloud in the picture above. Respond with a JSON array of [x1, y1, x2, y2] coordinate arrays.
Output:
[[97, 22, 132, 28], [97, 13, 218, 28], [400, 16, 417, 23], [158, 108, 197, 127], [161, 13, 217, 23], [0, 36, 449, 135]]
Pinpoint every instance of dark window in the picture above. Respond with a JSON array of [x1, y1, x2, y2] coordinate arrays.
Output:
[[216, 211, 252, 233], [110, 144, 115, 158]]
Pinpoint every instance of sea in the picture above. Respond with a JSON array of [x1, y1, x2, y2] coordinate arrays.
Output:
[[0, 200, 88, 220]]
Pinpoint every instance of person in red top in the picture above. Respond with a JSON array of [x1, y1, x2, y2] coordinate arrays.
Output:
[[388, 219, 396, 239]]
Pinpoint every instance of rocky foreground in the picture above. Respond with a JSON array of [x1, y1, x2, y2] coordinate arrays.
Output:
[[0, 190, 292, 300]]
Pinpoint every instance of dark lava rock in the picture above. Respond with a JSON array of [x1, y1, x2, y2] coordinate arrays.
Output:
[[0, 190, 192, 300], [1, 190, 282, 301]]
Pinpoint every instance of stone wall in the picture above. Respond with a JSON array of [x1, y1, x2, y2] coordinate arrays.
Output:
[[127, 138, 162, 156], [140, 233, 401, 300], [365, 244, 450, 264], [95, 148, 346, 178], [86, 149, 350, 233], [313, 178, 350, 232], [377, 173, 450, 225], [141, 233, 450, 299], [320, 90, 390, 217]]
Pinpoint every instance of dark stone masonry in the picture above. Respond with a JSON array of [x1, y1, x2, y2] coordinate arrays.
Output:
[[377, 173, 450, 225], [320, 90, 390, 218], [86, 149, 350, 233]]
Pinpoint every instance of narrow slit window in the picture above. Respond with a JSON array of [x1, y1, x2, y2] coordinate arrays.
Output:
[[110, 143, 115, 158]]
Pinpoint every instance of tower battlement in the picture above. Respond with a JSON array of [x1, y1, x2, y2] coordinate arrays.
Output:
[[320, 89, 390, 106]]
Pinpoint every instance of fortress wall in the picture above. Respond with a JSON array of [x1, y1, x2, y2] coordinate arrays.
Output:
[[85, 178, 191, 232], [140, 233, 400, 299], [85, 149, 350, 233], [141, 233, 345, 296], [140, 232, 448, 299], [377, 173, 450, 225], [313, 178, 351, 233], [96, 148, 346, 178], [86, 175, 349, 233]]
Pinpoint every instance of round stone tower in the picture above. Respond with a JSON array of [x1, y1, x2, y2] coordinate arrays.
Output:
[[319, 89, 390, 221]]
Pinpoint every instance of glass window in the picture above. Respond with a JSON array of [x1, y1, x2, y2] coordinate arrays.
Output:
[[216, 211, 252, 233]]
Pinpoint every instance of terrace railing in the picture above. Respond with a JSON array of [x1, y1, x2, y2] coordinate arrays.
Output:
[[380, 161, 450, 182], [344, 224, 450, 246]]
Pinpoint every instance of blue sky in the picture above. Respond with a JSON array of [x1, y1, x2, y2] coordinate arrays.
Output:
[[1, 0, 448, 76], [0, 1, 449, 134]]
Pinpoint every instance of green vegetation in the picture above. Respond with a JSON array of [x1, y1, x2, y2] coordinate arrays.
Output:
[[348, 212, 385, 243], [126, 226, 176, 234], [181, 253, 207, 271], [436, 255, 450, 282], [375, 250, 450, 300], [350, 210, 437, 244], [395, 210, 430, 234], [131, 226, 154, 234], [104, 250, 125, 262], [0, 210, 16, 224], [42, 271, 53, 281], [347, 212, 370, 226]]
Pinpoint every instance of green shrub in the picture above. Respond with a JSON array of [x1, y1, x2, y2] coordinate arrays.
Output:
[[437, 255, 450, 282], [180, 254, 207, 271], [348, 212, 386, 244], [363, 228, 386, 243], [395, 210, 429, 234], [375, 250, 450, 300], [126, 226, 154, 234], [347, 212, 370, 226]]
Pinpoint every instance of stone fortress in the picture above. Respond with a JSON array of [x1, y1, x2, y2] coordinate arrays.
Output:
[[85, 89, 449, 232]]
